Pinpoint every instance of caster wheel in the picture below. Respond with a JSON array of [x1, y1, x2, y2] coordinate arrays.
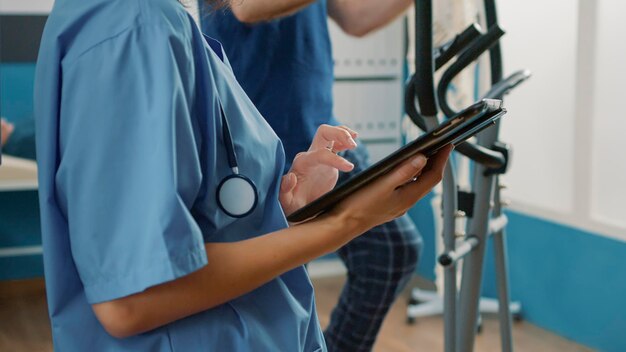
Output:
[[513, 313, 523, 322], [476, 323, 483, 334], [407, 316, 416, 325]]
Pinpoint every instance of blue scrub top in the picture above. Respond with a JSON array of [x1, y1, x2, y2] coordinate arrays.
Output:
[[34, 0, 325, 350], [201, 1, 338, 170]]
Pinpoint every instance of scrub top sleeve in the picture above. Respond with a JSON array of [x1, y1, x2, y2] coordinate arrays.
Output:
[[56, 24, 207, 304]]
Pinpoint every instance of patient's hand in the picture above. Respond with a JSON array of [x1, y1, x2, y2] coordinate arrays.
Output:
[[1, 118, 14, 147], [279, 125, 358, 217]]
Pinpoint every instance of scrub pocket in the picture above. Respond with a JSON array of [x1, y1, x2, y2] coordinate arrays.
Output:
[[166, 303, 247, 351]]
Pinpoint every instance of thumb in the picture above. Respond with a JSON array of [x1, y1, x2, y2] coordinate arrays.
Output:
[[280, 172, 297, 194], [383, 154, 428, 189]]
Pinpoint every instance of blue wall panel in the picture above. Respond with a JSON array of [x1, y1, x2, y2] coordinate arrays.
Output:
[[409, 193, 437, 281], [483, 211, 626, 352], [0, 255, 44, 280], [412, 207, 626, 351], [0, 191, 42, 280], [0, 191, 40, 247], [0, 63, 37, 121], [1, 61, 41, 281]]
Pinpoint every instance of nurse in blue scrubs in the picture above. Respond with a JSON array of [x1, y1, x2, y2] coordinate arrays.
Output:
[[34, 0, 451, 350]]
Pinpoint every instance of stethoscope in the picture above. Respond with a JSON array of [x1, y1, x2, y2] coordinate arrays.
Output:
[[201, 33, 258, 218], [216, 104, 258, 218]]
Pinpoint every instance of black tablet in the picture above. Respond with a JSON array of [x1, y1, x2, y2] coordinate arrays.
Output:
[[287, 99, 507, 223]]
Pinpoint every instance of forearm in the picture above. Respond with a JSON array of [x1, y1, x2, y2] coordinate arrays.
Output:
[[93, 213, 364, 338], [328, 0, 413, 37], [230, 0, 316, 23]]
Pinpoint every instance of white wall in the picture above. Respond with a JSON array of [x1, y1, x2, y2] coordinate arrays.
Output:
[[497, 0, 626, 241], [590, 0, 626, 230], [329, 19, 405, 163], [497, 0, 578, 214]]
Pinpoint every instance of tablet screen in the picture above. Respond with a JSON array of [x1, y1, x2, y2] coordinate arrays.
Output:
[[287, 99, 506, 223]]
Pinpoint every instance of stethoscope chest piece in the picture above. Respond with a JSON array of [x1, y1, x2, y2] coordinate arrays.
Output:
[[215, 93, 258, 218], [216, 174, 258, 218]]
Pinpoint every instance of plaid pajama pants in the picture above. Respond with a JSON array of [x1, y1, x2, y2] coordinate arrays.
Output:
[[323, 143, 423, 352]]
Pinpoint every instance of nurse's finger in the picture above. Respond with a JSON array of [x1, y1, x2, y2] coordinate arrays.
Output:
[[310, 124, 355, 150], [395, 145, 452, 201], [280, 172, 297, 194], [309, 124, 357, 151], [381, 153, 428, 190], [301, 148, 354, 172], [330, 126, 359, 152], [337, 125, 358, 138], [279, 173, 297, 214]]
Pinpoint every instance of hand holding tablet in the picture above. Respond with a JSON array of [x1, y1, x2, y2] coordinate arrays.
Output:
[[287, 99, 506, 223]]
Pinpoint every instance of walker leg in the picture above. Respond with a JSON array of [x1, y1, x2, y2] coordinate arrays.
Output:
[[456, 165, 496, 352]]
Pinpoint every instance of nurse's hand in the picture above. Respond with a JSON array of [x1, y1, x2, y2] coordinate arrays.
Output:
[[280, 124, 358, 216], [329, 145, 453, 233]]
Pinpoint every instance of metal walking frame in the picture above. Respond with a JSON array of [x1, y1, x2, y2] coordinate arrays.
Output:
[[404, 1, 531, 351]]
